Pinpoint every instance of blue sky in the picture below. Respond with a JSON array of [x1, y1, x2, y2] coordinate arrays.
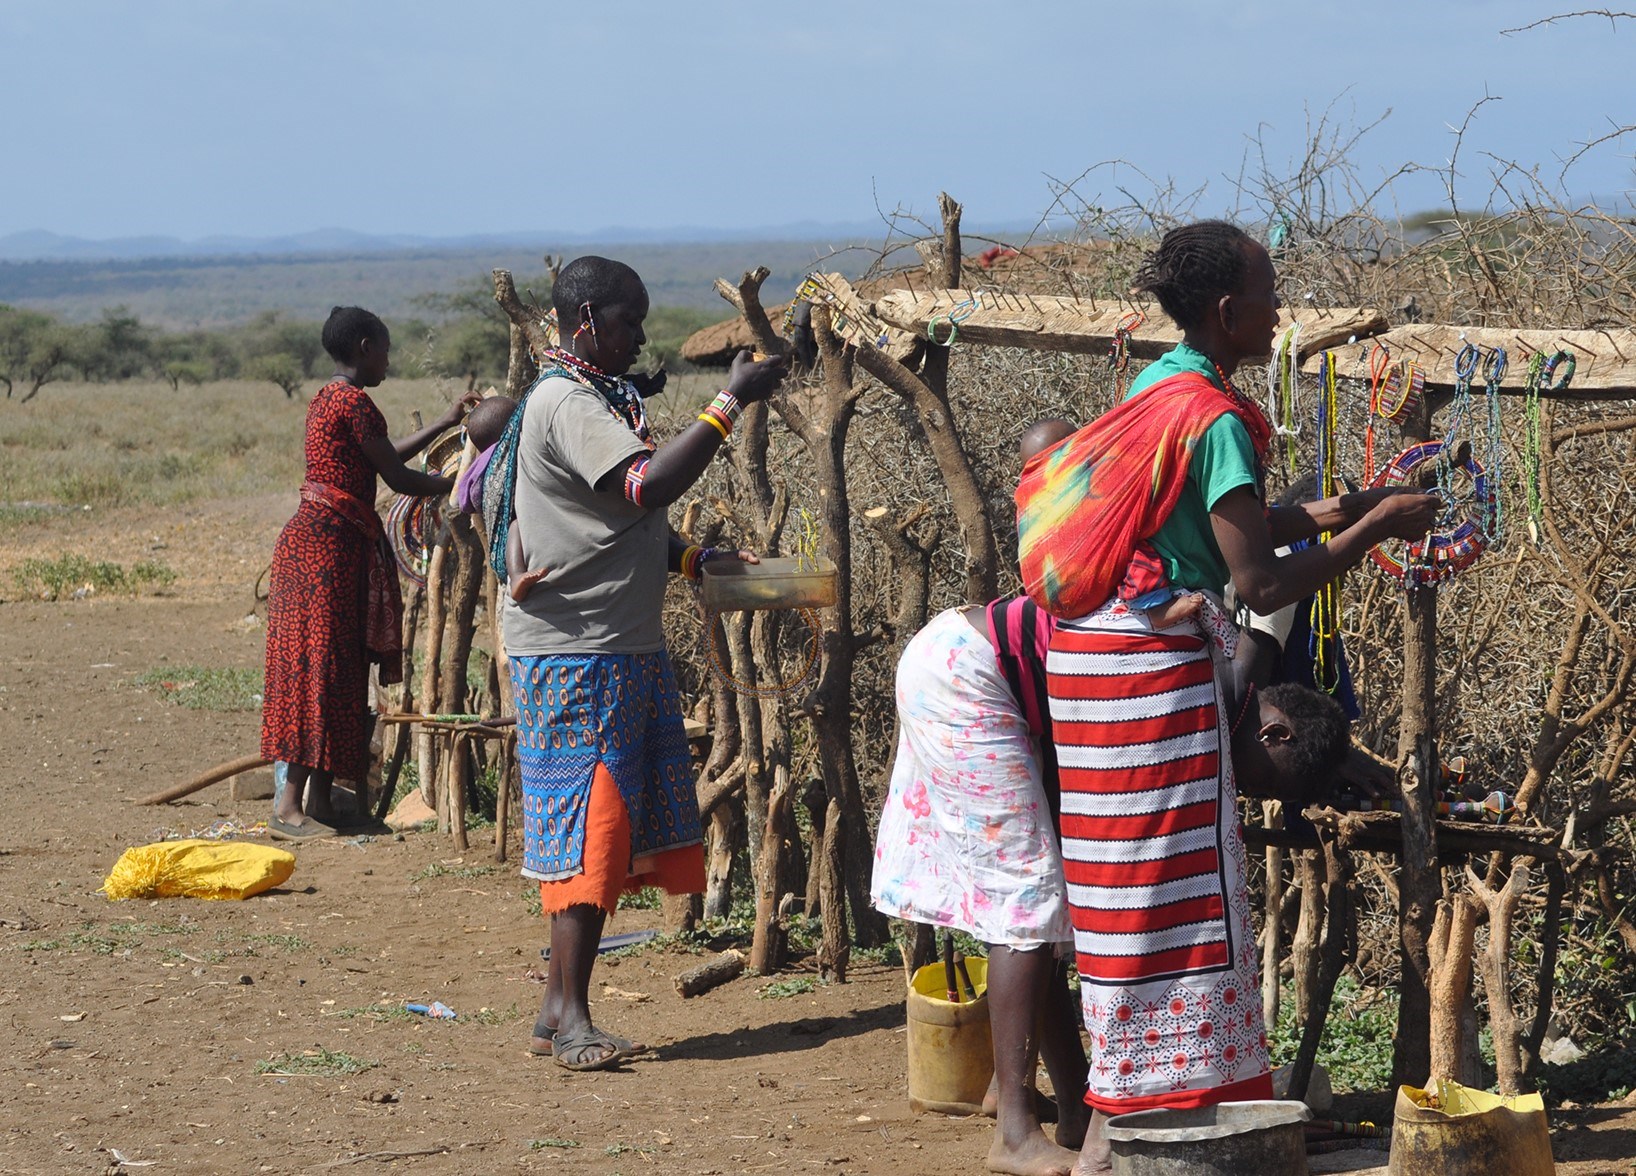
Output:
[[2, 0, 1631, 241]]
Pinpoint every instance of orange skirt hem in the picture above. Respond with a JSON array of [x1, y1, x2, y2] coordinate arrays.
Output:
[[536, 762, 705, 915]]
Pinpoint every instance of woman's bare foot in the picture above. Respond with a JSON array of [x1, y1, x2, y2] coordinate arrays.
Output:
[[987, 1127, 1078, 1176], [1072, 1111, 1112, 1175], [509, 567, 550, 603]]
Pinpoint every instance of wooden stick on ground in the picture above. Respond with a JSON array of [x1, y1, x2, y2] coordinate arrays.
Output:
[[674, 949, 746, 997], [133, 755, 271, 806]]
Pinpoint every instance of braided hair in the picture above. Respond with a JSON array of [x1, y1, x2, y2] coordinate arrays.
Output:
[[1260, 682, 1350, 786], [1131, 220, 1255, 330], [321, 306, 388, 364]]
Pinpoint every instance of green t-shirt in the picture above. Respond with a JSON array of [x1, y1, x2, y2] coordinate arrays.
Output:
[[1124, 343, 1260, 595]]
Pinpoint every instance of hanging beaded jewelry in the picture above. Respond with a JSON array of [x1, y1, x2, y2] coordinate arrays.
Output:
[[1522, 349, 1576, 541], [1107, 310, 1146, 406], [1310, 351, 1343, 692], [1522, 351, 1546, 535], [927, 288, 984, 347], [1367, 440, 1494, 589], [1364, 342, 1391, 482], [1480, 346, 1507, 543], [1265, 322, 1302, 476], [387, 494, 438, 588], [703, 606, 823, 699]]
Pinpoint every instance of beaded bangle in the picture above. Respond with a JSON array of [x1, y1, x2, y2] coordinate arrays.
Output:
[[623, 456, 650, 506], [680, 544, 721, 580], [709, 390, 743, 426], [697, 408, 730, 440]]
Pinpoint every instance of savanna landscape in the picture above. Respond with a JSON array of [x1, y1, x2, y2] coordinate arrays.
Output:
[[8, 99, 1636, 1173]]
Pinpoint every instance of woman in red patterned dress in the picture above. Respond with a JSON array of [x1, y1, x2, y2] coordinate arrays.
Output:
[[261, 306, 477, 839]]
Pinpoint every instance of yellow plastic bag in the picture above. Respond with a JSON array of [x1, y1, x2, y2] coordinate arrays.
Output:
[[102, 839, 296, 901], [1387, 1079, 1553, 1176]]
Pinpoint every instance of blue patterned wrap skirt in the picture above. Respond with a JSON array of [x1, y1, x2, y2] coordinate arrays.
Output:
[[509, 651, 701, 882]]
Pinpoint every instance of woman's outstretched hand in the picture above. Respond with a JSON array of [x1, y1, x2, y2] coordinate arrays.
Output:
[[438, 390, 484, 430], [1365, 491, 1443, 541], [725, 350, 789, 404]]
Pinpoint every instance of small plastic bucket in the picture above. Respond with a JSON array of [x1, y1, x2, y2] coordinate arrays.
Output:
[[905, 958, 992, 1115]]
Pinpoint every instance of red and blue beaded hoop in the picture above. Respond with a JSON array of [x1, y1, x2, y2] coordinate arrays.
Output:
[[1367, 440, 1496, 589], [388, 494, 439, 589]]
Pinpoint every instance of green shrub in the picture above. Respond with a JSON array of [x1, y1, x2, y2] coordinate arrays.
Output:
[[1269, 977, 1397, 1093], [12, 554, 175, 600], [134, 665, 263, 711]]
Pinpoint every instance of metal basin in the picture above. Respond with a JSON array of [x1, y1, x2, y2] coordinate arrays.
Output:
[[1104, 1099, 1311, 1176]]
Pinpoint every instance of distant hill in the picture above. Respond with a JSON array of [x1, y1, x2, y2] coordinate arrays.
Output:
[[0, 222, 910, 263], [0, 238, 888, 327]]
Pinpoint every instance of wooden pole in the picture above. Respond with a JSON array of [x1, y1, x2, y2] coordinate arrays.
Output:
[[1392, 393, 1442, 1090], [417, 527, 451, 809], [1287, 833, 1353, 1102], [133, 755, 271, 806], [1427, 893, 1481, 1085], [1260, 800, 1286, 1035], [449, 732, 470, 853], [494, 728, 514, 864]]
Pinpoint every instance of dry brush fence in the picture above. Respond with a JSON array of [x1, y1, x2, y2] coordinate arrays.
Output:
[[385, 152, 1636, 1095]]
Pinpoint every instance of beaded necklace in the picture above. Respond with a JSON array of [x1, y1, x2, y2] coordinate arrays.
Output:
[[1107, 310, 1145, 406], [1364, 343, 1390, 482], [1207, 357, 1271, 496], [1481, 346, 1507, 542], [1265, 322, 1302, 477], [541, 347, 651, 446], [1523, 352, 1545, 536], [1310, 352, 1342, 692]]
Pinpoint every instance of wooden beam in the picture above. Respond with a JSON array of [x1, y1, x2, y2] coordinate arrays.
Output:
[[869, 287, 1388, 362], [1243, 811, 1561, 861], [1300, 323, 1636, 398], [799, 273, 921, 366]]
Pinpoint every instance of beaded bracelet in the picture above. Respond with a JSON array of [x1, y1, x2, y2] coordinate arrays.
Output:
[[679, 545, 724, 580], [623, 456, 649, 506], [710, 389, 743, 425], [697, 390, 742, 440], [697, 410, 729, 440]]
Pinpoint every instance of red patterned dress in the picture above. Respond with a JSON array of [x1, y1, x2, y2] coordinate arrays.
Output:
[[260, 381, 388, 780]]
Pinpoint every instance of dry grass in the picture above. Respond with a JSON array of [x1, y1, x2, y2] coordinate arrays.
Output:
[[0, 372, 725, 513]]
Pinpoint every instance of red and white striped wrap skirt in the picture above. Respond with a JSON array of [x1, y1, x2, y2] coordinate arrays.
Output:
[[1047, 602, 1271, 1114]]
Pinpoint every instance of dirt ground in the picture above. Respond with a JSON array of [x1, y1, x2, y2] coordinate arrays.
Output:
[[3, 493, 1636, 1174]]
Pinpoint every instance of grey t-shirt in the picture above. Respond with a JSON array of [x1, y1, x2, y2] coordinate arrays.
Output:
[[500, 375, 667, 655]]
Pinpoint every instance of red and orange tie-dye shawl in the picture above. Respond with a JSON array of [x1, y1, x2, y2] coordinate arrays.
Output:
[[1015, 373, 1272, 620]]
